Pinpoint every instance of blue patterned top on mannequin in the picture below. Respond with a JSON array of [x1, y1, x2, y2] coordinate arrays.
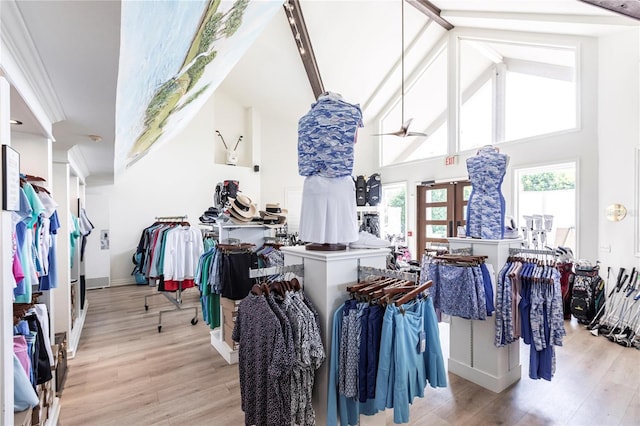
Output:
[[466, 146, 509, 239], [298, 92, 363, 178]]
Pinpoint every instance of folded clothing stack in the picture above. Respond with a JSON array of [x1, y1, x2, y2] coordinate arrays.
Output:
[[200, 207, 220, 224]]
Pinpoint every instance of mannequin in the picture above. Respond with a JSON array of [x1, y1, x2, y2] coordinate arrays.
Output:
[[465, 145, 509, 239], [298, 92, 363, 250]]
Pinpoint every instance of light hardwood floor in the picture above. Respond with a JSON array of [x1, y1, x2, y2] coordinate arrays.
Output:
[[59, 285, 639, 426]]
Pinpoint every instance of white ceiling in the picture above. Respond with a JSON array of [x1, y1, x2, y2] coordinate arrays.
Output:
[[6, 0, 638, 183]]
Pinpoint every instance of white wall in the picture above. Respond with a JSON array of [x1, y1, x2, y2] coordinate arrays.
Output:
[[598, 28, 640, 277], [105, 91, 261, 285], [259, 111, 304, 230], [84, 186, 111, 287], [11, 132, 52, 183]]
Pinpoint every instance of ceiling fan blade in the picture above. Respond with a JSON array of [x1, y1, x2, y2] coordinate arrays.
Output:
[[406, 131, 428, 137], [372, 130, 405, 137]]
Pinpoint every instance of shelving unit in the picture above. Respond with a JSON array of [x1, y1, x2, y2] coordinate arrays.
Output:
[[208, 222, 272, 363]]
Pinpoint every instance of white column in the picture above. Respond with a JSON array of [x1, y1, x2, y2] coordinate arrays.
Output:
[[0, 75, 14, 426], [51, 162, 71, 352], [447, 237, 522, 393], [281, 246, 389, 426]]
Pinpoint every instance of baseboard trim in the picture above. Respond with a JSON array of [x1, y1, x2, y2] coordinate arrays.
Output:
[[86, 276, 110, 289], [110, 278, 138, 287]]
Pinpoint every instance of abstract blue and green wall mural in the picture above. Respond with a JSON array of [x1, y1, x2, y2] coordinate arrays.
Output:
[[114, 0, 282, 174]]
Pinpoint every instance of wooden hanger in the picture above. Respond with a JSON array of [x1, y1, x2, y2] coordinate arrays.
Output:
[[290, 277, 301, 291], [217, 243, 255, 252], [270, 281, 286, 298], [25, 174, 46, 182], [395, 280, 433, 307], [251, 283, 264, 296], [346, 276, 392, 293], [355, 278, 397, 295]]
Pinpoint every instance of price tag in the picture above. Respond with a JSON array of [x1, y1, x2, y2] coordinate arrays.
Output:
[[418, 331, 426, 353]]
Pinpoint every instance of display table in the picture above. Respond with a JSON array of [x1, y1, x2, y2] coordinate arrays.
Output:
[[281, 246, 390, 426], [447, 238, 522, 393]]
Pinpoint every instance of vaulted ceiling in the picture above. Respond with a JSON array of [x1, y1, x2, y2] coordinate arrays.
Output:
[[4, 0, 638, 183]]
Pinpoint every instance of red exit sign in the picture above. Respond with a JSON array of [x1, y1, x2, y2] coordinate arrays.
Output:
[[445, 155, 458, 166]]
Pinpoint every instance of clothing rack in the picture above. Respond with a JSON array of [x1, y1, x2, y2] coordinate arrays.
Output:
[[143, 215, 198, 332], [249, 263, 304, 279], [155, 215, 188, 222], [211, 261, 307, 365], [358, 265, 419, 284], [451, 247, 474, 256], [509, 248, 556, 256]]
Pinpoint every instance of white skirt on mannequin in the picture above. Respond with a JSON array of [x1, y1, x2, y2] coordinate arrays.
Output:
[[299, 175, 358, 244]]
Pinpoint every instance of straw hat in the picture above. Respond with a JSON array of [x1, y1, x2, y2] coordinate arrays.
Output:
[[260, 202, 287, 220], [228, 207, 251, 223], [264, 203, 288, 216], [229, 193, 257, 219]]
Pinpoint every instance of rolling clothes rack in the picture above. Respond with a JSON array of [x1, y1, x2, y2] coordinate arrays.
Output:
[[143, 215, 199, 332]]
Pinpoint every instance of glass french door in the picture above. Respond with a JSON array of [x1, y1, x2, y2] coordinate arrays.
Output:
[[416, 181, 471, 254]]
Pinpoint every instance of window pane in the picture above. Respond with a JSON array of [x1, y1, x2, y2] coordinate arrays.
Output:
[[381, 184, 406, 242], [460, 79, 492, 151], [459, 38, 577, 149], [426, 225, 447, 239], [426, 207, 447, 221], [380, 48, 448, 165], [506, 71, 576, 141], [463, 205, 468, 220], [463, 185, 472, 201], [426, 188, 447, 203], [515, 162, 577, 254], [406, 123, 447, 163]]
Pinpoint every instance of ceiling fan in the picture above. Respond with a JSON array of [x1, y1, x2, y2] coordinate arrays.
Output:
[[374, 0, 427, 138]]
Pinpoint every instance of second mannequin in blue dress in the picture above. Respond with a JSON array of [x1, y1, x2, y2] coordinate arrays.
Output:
[[465, 145, 509, 239]]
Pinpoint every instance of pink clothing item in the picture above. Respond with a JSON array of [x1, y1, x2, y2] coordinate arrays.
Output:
[[13, 335, 31, 378], [13, 250, 25, 285]]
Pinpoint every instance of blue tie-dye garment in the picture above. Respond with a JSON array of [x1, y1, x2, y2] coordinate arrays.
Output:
[[298, 92, 363, 178], [465, 146, 508, 239]]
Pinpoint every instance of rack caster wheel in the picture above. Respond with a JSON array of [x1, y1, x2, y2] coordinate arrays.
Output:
[[191, 318, 198, 325], [157, 326, 162, 333], [145, 305, 149, 311]]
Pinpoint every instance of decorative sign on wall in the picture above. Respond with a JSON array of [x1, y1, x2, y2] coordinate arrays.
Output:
[[2, 145, 20, 211], [114, 0, 283, 175]]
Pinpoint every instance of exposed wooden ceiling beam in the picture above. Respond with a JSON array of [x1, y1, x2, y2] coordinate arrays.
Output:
[[283, 0, 324, 99], [440, 9, 638, 26], [578, 0, 640, 20], [406, 0, 454, 30]]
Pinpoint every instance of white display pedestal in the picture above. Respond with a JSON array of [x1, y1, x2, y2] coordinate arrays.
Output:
[[281, 246, 390, 426], [447, 238, 522, 393]]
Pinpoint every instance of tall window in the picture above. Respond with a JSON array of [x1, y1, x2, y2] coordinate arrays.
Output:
[[381, 183, 407, 244], [380, 47, 448, 165], [514, 162, 577, 253], [459, 39, 577, 152]]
